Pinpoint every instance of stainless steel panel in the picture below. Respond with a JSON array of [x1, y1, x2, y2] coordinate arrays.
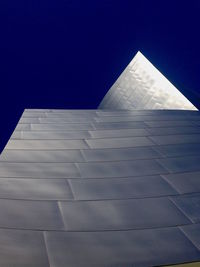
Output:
[[5, 139, 89, 150], [78, 160, 168, 178], [0, 162, 80, 178], [0, 149, 85, 162], [15, 124, 31, 131], [95, 115, 199, 123], [85, 136, 154, 149], [93, 121, 146, 129], [0, 178, 73, 200], [154, 143, 200, 157], [171, 194, 200, 223], [82, 147, 160, 162], [163, 171, 200, 194], [21, 131, 91, 139], [0, 199, 64, 230], [69, 176, 177, 200], [19, 118, 40, 123], [10, 131, 21, 139], [149, 134, 200, 145], [0, 229, 49, 267], [146, 126, 200, 136], [59, 198, 189, 231], [157, 156, 200, 173], [89, 128, 148, 138], [31, 123, 94, 131], [39, 117, 94, 123], [45, 228, 200, 267], [181, 224, 200, 250], [145, 120, 195, 128]]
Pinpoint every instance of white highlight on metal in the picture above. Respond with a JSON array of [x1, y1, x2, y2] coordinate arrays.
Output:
[[99, 51, 197, 110]]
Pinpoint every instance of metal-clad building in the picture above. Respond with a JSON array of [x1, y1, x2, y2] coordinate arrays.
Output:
[[0, 52, 200, 266]]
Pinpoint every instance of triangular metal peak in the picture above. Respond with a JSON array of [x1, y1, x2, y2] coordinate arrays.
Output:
[[99, 51, 197, 110]]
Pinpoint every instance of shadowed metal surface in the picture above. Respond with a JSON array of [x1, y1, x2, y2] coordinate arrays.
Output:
[[0, 109, 200, 266], [0, 52, 199, 266]]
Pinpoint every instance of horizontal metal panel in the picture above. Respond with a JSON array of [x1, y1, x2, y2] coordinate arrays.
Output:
[[149, 134, 200, 145], [157, 156, 200, 173], [77, 160, 168, 178], [69, 176, 177, 200], [0, 229, 49, 267], [0, 178, 73, 200], [31, 123, 94, 131], [163, 171, 200, 194], [0, 162, 80, 178], [20, 130, 91, 140], [45, 228, 200, 267], [5, 139, 89, 150], [0, 149, 85, 162], [0, 199, 64, 230], [82, 147, 160, 162], [59, 197, 189, 231], [85, 136, 154, 149], [89, 128, 148, 138]]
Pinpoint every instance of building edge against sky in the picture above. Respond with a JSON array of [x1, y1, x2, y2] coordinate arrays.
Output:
[[0, 51, 199, 266], [99, 51, 198, 110]]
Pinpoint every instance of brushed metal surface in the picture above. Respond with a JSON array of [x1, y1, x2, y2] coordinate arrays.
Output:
[[99, 51, 197, 110], [0, 108, 200, 266]]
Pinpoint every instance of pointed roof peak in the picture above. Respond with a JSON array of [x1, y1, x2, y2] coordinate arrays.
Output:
[[99, 51, 197, 110]]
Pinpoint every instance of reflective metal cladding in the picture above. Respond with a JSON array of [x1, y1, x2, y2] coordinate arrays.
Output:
[[0, 52, 199, 266], [99, 51, 197, 110]]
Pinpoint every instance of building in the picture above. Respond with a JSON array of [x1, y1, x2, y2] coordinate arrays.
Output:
[[99, 51, 197, 110], [0, 52, 200, 266]]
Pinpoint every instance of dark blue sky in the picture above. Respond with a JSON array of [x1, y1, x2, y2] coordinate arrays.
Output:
[[1, 0, 200, 151]]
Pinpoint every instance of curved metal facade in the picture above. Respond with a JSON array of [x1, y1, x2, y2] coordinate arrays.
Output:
[[0, 52, 199, 266], [0, 109, 199, 266]]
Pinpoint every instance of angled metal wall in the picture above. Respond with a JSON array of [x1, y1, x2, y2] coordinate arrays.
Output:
[[99, 52, 197, 110], [0, 109, 200, 266]]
